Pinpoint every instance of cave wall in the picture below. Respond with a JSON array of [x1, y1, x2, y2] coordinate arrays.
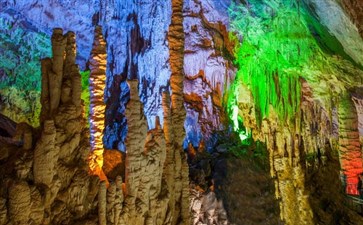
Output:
[[0, 0, 234, 150]]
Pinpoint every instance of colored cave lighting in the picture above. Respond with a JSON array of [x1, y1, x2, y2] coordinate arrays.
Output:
[[81, 70, 91, 122], [227, 0, 363, 194], [89, 26, 107, 177], [227, 1, 311, 128], [230, 97, 249, 142]]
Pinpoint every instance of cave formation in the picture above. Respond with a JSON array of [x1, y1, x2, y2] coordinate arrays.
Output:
[[1, 0, 363, 225]]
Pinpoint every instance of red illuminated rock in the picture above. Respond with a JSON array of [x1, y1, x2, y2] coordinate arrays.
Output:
[[339, 93, 363, 195]]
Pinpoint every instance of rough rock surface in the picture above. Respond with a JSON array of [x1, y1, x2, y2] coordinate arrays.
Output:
[[341, 0, 363, 38], [183, 0, 236, 149], [305, 0, 363, 66], [0, 29, 100, 225], [89, 26, 107, 170]]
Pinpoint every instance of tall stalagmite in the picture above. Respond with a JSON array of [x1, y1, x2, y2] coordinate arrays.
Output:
[[89, 26, 107, 170], [168, 0, 190, 223], [123, 79, 148, 223], [103, 79, 182, 224]]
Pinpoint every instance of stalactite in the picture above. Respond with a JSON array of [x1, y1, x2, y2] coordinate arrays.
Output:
[[263, 110, 314, 225]]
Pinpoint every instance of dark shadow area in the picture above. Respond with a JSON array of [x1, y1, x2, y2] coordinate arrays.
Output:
[[188, 132, 282, 224], [305, 141, 363, 225]]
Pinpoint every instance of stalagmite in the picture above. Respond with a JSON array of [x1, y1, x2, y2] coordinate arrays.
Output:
[[1, 28, 100, 225], [72, 67, 82, 108], [168, 0, 190, 222], [123, 79, 148, 223], [65, 31, 82, 108], [50, 28, 67, 114], [8, 181, 31, 225], [114, 176, 123, 225], [99, 181, 107, 225], [89, 26, 107, 170], [33, 119, 57, 186], [106, 182, 116, 225], [40, 58, 52, 123], [65, 31, 76, 65]]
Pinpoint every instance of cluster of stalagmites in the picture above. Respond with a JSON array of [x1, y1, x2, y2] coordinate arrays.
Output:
[[0, 28, 99, 225], [0, 26, 192, 224], [94, 78, 191, 225]]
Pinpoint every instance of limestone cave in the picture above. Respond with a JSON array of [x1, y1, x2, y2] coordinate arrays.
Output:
[[1, 0, 363, 224]]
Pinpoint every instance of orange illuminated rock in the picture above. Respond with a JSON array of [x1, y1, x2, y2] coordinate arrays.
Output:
[[102, 148, 125, 180], [168, 0, 190, 223], [89, 26, 107, 170]]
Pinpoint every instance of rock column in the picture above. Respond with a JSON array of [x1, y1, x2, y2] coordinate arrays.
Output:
[[339, 93, 363, 195], [123, 79, 148, 224], [168, 0, 190, 223], [49, 28, 66, 115], [89, 26, 107, 169]]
